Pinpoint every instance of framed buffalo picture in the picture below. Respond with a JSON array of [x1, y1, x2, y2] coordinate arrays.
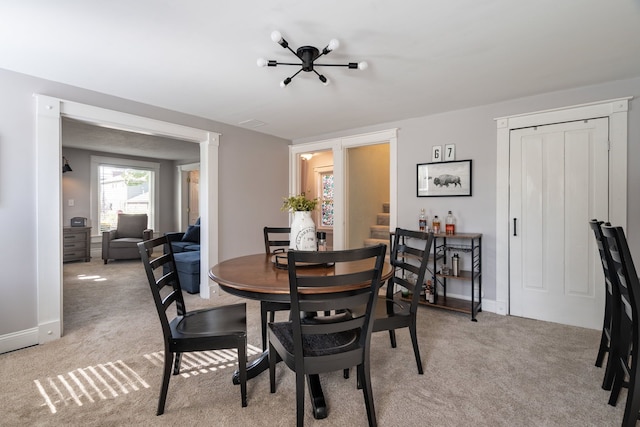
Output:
[[417, 159, 472, 197]]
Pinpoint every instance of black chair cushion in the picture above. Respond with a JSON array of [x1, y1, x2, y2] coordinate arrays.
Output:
[[269, 321, 359, 357]]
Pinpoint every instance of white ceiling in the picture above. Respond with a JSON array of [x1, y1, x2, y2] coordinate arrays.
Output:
[[62, 118, 200, 162], [2, 1, 639, 141]]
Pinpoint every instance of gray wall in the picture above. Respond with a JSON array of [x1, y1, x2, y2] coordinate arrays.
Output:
[[295, 76, 640, 302], [60, 146, 179, 234], [2, 65, 638, 347], [0, 68, 290, 340]]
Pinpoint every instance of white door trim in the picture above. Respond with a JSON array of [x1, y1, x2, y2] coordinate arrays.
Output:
[[289, 129, 398, 250], [494, 97, 630, 316], [35, 95, 219, 345]]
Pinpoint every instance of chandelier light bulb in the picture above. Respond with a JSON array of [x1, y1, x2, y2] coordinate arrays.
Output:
[[257, 58, 267, 67], [328, 39, 339, 52], [280, 77, 292, 88], [271, 30, 283, 43], [358, 61, 368, 70], [322, 77, 331, 86]]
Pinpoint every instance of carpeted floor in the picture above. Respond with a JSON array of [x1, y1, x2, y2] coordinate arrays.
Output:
[[0, 257, 626, 426]]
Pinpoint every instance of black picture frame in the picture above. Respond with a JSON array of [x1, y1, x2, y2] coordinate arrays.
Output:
[[417, 159, 472, 197]]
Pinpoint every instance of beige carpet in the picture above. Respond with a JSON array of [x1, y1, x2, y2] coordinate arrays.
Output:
[[0, 257, 625, 426]]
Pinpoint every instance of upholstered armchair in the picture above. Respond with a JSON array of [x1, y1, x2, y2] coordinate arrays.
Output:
[[102, 213, 153, 264]]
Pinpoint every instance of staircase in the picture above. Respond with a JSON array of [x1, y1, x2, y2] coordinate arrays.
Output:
[[364, 203, 390, 247]]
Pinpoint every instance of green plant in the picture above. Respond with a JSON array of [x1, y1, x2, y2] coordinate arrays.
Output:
[[281, 192, 318, 212]]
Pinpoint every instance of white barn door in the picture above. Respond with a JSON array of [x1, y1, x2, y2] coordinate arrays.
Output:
[[509, 118, 608, 329]]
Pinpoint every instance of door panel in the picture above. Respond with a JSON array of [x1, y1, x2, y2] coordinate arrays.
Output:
[[509, 118, 608, 329]]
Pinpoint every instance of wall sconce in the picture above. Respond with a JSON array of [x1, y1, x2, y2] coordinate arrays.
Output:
[[300, 153, 313, 161], [62, 157, 73, 173]]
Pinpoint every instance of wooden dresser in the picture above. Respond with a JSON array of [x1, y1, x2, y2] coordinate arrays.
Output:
[[63, 226, 91, 263]]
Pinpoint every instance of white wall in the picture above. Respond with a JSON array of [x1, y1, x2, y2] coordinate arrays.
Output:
[[294, 76, 640, 302], [0, 68, 290, 345]]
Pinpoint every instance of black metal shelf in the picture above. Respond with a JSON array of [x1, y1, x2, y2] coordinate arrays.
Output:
[[430, 233, 482, 321], [393, 231, 482, 321]]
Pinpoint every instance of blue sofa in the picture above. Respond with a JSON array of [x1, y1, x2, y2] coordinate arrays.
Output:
[[165, 219, 200, 293]]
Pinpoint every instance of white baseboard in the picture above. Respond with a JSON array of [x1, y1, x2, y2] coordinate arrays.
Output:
[[0, 328, 39, 354], [39, 319, 62, 343], [481, 298, 498, 314]]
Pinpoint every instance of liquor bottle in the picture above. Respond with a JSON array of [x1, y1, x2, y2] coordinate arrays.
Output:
[[419, 209, 427, 231], [445, 210, 456, 235], [432, 215, 440, 234], [316, 231, 327, 251]]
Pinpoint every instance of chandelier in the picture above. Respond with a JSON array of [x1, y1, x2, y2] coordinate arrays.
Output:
[[257, 31, 368, 88]]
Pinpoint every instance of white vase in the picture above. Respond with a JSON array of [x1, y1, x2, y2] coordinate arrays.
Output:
[[289, 211, 317, 251]]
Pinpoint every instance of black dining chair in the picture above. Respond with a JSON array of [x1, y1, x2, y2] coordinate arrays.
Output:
[[268, 244, 387, 427], [601, 225, 640, 427], [372, 227, 433, 374], [589, 219, 618, 390], [261, 226, 293, 350], [138, 236, 248, 415]]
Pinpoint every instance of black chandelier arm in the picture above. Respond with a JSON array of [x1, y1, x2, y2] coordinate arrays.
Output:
[[312, 49, 329, 62], [269, 62, 361, 68], [288, 68, 304, 80], [281, 42, 299, 58], [313, 63, 360, 68], [312, 69, 329, 83], [267, 61, 303, 67]]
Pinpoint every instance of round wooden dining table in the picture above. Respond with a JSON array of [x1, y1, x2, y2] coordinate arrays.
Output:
[[209, 252, 393, 420]]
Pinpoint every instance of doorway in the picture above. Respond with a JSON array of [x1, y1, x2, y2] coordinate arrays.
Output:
[[299, 150, 335, 249], [35, 95, 218, 347], [509, 118, 608, 329], [289, 129, 398, 250], [494, 97, 629, 326], [346, 144, 390, 249]]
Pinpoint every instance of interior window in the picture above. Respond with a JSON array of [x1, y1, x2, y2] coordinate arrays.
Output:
[[319, 170, 334, 228]]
